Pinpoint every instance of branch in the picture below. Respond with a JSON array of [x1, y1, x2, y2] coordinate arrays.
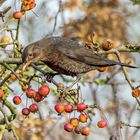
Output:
[[31, 64, 59, 87], [0, 99, 16, 124], [121, 121, 140, 129], [0, 58, 45, 65], [98, 44, 140, 54], [115, 51, 134, 89], [0, 58, 22, 64], [0, 65, 20, 87], [0, 0, 7, 6], [0, 100, 18, 140], [49, 0, 62, 36], [114, 50, 140, 106]]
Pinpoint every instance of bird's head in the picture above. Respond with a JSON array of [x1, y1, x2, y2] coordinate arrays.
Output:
[[22, 42, 44, 70]]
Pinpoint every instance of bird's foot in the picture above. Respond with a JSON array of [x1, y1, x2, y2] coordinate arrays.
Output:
[[44, 72, 59, 83]]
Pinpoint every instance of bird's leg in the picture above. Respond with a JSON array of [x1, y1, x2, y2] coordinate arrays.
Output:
[[65, 75, 81, 91], [31, 64, 59, 85], [60, 75, 81, 100], [44, 72, 61, 87], [44, 72, 59, 83]]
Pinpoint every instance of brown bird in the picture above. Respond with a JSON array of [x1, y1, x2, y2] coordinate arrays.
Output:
[[22, 36, 136, 85]]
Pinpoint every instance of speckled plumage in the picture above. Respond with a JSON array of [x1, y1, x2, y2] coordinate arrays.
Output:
[[22, 36, 136, 76]]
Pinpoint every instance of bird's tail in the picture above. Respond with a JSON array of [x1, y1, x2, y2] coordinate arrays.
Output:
[[94, 59, 138, 68], [100, 56, 138, 68], [117, 62, 137, 68], [102, 59, 138, 68]]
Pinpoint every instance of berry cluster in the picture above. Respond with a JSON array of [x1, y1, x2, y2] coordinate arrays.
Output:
[[54, 102, 107, 136], [1, 84, 109, 136], [13, 0, 36, 19], [12, 85, 50, 116]]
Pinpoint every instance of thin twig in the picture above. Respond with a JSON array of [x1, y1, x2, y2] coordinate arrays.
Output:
[[0, 65, 20, 87], [50, 0, 62, 35], [31, 64, 59, 87], [114, 51, 140, 106], [2, 63, 21, 81], [0, 0, 7, 6], [0, 103, 18, 140], [0, 58, 22, 64], [114, 51, 133, 89], [121, 121, 140, 129]]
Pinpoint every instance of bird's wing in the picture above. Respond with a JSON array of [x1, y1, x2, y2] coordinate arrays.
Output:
[[64, 48, 118, 66], [55, 39, 118, 67], [47, 37, 136, 68]]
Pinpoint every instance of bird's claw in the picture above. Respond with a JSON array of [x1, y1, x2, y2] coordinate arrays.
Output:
[[44, 73, 56, 83]]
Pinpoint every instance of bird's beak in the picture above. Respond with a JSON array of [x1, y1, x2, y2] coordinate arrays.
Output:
[[22, 62, 31, 71]]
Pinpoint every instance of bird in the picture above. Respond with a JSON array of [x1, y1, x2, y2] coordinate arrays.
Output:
[[22, 36, 136, 86]]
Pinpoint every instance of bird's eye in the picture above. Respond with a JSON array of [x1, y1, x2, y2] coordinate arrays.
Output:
[[29, 54, 33, 57]]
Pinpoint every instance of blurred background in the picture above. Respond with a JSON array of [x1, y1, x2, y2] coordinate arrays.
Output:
[[0, 0, 140, 140]]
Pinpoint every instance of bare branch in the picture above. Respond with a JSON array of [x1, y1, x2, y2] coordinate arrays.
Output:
[[0, 0, 7, 6], [0, 58, 22, 64], [50, 0, 63, 36], [121, 121, 140, 129]]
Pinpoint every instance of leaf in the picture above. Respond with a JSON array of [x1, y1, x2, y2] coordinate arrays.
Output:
[[50, 87, 61, 95], [95, 79, 106, 85], [0, 125, 5, 140]]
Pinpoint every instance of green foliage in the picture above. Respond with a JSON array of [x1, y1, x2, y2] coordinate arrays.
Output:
[[95, 79, 106, 85], [130, 0, 140, 5]]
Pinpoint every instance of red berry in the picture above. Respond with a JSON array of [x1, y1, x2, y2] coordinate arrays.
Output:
[[23, 0, 35, 5], [13, 96, 22, 105], [64, 104, 73, 113], [13, 11, 23, 19], [81, 126, 91, 136], [38, 85, 50, 96], [79, 114, 88, 123], [29, 2, 36, 9], [64, 123, 73, 132], [101, 40, 113, 51], [77, 103, 88, 112], [22, 108, 30, 116], [132, 88, 140, 97], [54, 103, 64, 114], [74, 126, 81, 134], [97, 120, 107, 128], [23, 0, 29, 6], [34, 92, 44, 102], [0, 89, 4, 99], [70, 118, 79, 127], [29, 103, 38, 113], [26, 88, 36, 98]]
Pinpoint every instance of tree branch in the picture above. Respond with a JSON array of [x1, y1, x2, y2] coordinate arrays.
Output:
[[0, 58, 22, 64], [121, 121, 140, 129], [0, 99, 16, 124], [0, 0, 7, 6]]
